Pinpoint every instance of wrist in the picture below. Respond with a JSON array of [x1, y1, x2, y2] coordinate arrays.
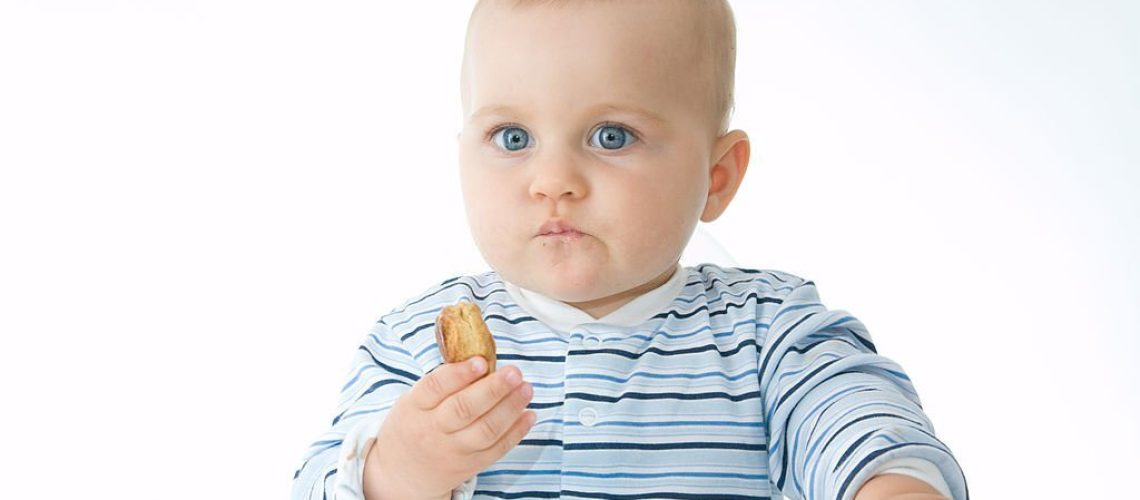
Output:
[[362, 439, 451, 500], [853, 473, 948, 500]]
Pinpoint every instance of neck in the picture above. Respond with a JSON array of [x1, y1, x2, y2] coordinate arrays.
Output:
[[565, 264, 678, 320]]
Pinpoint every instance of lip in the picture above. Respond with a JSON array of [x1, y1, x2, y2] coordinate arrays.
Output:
[[537, 218, 584, 237]]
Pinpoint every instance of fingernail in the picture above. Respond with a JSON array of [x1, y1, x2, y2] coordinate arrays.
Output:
[[505, 367, 521, 385], [469, 357, 485, 374]]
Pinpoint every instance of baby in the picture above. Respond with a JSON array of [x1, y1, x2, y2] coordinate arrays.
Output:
[[293, 1, 968, 499]]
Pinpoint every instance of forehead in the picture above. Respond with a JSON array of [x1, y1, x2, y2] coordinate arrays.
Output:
[[463, 1, 711, 123]]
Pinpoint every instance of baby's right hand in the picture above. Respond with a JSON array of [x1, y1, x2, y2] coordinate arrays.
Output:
[[364, 356, 536, 500]]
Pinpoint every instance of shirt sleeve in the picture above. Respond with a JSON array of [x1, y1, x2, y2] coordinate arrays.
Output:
[[290, 319, 480, 499], [758, 278, 968, 500], [875, 458, 954, 498]]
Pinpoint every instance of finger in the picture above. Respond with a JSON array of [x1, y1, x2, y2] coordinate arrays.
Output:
[[475, 409, 537, 465], [454, 380, 534, 452], [435, 364, 525, 433], [408, 356, 488, 411]]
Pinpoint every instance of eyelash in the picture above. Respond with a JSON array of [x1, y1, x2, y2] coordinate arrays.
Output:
[[482, 122, 522, 142], [483, 121, 640, 149]]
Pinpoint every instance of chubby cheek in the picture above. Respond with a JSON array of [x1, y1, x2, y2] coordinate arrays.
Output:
[[459, 163, 521, 263], [614, 169, 704, 259]]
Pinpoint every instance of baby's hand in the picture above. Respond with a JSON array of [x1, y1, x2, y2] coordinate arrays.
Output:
[[364, 356, 535, 500]]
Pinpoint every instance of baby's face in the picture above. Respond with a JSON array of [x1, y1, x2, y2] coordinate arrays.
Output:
[[458, 0, 739, 310]]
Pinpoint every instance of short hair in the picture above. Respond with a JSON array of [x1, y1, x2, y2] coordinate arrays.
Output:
[[462, 0, 737, 137]]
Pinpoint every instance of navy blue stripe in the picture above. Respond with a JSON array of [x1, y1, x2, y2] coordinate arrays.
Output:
[[652, 293, 783, 321], [566, 390, 762, 403], [293, 441, 343, 483], [563, 491, 769, 500], [758, 311, 819, 382], [400, 320, 435, 342], [833, 429, 877, 473], [499, 353, 567, 362], [320, 468, 335, 500], [519, 438, 562, 447], [486, 314, 541, 325], [774, 358, 843, 409], [786, 337, 857, 358], [699, 275, 761, 292], [693, 269, 793, 293], [331, 379, 409, 426], [650, 303, 712, 321], [390, 280, 506, 317], [569, 338, 758, 360], [357, 346, 420, 382], [760, 270, 788, 282], [473, 491, 560, 499], [567, 419, 763, 429], [806, 387, 877, 448], [564, 441, 766, 451], [834, 442, 948, 500], [823, 413, 928, 472], [527, 401, 564, 410], [846, 327, 877, 353]]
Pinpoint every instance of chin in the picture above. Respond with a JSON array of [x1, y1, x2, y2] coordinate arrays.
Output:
[[504, 262, 607, 302], [540, 285, 606, 304]]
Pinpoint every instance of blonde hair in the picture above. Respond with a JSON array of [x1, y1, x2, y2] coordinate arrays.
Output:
[[463, 0, 737, 137]]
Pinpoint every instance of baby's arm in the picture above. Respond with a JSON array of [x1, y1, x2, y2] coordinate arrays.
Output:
[[362, 355, 534, 500], [758, 278, 967, 500], [292, 316, 528, 500], [855, 473, 948, 500], [290, 319, 428, 499]]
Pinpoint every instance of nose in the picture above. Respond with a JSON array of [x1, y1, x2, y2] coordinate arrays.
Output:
[[527, 148, 588, 203]]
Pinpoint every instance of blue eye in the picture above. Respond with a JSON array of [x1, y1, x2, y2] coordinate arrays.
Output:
[[591, 124, 637, 150], [490, 126, 532, 152]]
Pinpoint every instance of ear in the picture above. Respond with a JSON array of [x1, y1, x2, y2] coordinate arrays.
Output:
[[700, 129, 751, 223]]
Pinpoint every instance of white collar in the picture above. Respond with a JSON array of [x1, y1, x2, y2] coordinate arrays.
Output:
[[501, 263, 688, 333]]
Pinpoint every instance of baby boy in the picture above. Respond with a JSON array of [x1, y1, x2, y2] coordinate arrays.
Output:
[[293, 1, 968, 499]]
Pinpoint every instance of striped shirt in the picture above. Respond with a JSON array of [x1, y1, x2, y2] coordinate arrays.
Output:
[[292, 263, 968, 499]]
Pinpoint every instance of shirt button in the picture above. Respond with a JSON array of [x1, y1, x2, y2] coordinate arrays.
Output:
[[584, 336, 601, 348], [578, 407, 599, 427]]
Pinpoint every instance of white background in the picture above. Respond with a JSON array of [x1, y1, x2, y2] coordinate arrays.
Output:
[[1, 1, 1137, 498]]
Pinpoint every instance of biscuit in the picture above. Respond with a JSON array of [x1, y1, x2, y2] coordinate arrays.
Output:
[[434, 301, 497, 375]]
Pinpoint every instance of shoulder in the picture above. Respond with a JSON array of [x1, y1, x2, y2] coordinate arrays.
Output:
[[689, 262, 810, 299], [375, 269, 510, 337]]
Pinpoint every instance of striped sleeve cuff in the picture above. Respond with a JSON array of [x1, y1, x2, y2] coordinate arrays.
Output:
[[830, 424, 967, 500], [332, 412, 478, 499], [873, 458, 954, 499], [333, 413, 386, 499]]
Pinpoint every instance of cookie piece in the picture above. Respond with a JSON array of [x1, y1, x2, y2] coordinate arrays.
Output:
[[434, 301, 497, 375]]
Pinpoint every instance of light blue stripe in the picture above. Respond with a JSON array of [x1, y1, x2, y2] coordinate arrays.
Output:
[[565, 419, 765, 428], [493, 335, 568, 345], [367, 335, 415, 356], [479, 469, 768, 480], [770, 302, 823, 325], [341, 365, 376, 392], [568, 368, 758, 383], [568, 319, 762, 343], [565, 471, 768, 480], [389, 301, 523, 331], [529, 381, 564, 388]]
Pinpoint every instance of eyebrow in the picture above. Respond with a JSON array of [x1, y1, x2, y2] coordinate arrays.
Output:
[[468, 103, 667, 124]]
